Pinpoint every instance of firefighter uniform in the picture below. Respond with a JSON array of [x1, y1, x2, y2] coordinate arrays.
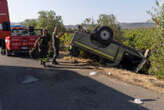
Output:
[[37, 33, 50, 66], [1, 39, 6, 55]]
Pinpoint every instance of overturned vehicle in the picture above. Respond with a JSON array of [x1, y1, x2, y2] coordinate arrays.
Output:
[[70, 26, 150, 73]]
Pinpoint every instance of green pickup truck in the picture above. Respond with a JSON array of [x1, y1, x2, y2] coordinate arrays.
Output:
[[70, 26, 150, 73]]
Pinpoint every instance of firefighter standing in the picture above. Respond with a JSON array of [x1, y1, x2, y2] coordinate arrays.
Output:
[[34, 29, 50, 67], [1, 39, 6, 55], [52, 26, 63, 64]]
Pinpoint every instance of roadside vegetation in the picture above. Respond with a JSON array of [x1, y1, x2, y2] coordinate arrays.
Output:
[[146, 0, 164, 79], [122, 28, 160, 76]]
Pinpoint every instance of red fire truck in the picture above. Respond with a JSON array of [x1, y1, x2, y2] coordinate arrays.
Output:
[[0, 0, 11, 53], [0, 0, 41, 56]]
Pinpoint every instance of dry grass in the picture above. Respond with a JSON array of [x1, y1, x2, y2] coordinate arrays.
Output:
[[63, 56, 91, 63], [99, 68, 164, 94], [61, 51, 164, 94]]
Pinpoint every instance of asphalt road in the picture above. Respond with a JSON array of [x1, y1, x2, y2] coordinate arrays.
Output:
[[0, 54, 163, 110]]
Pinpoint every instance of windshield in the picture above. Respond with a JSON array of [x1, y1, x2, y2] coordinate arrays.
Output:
[[11, 29, 41, 36]]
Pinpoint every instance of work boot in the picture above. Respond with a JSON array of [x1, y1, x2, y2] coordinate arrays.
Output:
[[40, 61, 43, 65], [43, 62, 46, 67], [1, 49, 6, 55]]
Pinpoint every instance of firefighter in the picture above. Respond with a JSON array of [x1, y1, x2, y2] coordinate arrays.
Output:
[[34, 29, 50, 67], [52, 26, 63, 64], [1, 39, 6, 55]]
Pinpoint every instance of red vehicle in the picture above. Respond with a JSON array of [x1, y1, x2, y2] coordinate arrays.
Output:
[[5, 27, 41, 56], [0, 0, 11, 48], [0, 0, 41, 56]]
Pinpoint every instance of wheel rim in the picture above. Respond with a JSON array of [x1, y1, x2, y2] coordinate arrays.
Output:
[[100, 30, 111, 40]]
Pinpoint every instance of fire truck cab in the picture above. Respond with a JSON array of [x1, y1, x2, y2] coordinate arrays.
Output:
[[0, 0, 11, 53]]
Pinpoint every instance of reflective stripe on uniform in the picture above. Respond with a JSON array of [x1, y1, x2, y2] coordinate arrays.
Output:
[[41, 58, 47, 62]]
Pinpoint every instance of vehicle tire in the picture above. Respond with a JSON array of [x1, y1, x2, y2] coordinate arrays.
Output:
[[92, 26, 113, 47], [69, 46, 80, 57], [6, 49, 12, 56]]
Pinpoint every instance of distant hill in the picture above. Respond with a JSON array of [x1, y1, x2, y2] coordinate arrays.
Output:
[[65, 22, 156, 30], [120, 22, 155, 29], [64, 25, 79, 30], [11, 23, 22, 26]]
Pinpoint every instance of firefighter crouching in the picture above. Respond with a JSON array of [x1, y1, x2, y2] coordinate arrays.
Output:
[[34, 29, 50, 67]]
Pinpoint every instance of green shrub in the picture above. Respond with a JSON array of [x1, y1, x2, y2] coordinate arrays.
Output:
[[60, 33, 73, 50], [122, 28, 164, 79], [122, 28, 159, 50]]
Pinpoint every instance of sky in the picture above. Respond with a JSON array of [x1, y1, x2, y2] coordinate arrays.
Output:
[[7, 0, 164, 25]]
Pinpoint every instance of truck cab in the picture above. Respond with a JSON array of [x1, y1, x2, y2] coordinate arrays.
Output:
[[0, 0, 11, 47]]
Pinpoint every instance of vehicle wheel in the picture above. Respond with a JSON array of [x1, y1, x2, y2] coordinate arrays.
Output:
[[69, 46, 80, 57], [93, 26, 113, 47], [6, 50, 12, 56]]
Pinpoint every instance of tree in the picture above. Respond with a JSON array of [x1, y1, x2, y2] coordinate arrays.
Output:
[[82, 18, 91, 26], [21, 19, 38, 27], [37, 11, 48, 29], [37, 10, 65, 34], [21, 10, 65, 35], [147, 0, 164, 79], [97, 14, 122, 41], [82, 17, 96, 31]]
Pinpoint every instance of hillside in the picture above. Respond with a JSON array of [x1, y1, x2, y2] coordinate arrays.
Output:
[[65, 22, 156, 30], [120, 22, 155, 29]]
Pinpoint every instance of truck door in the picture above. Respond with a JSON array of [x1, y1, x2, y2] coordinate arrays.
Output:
[[0, 0, 11, 41], [0, 0, 10, 51]]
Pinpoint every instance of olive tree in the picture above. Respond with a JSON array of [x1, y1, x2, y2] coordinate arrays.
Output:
[[22, 10, 65, 35], [37, 10, 65, 34], [81, 17, 96, 31], [21, 19, 38, 27]]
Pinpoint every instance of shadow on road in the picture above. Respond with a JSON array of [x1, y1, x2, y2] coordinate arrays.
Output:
[[4, 53, 33, 60], [0, 65, 149, 110]]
